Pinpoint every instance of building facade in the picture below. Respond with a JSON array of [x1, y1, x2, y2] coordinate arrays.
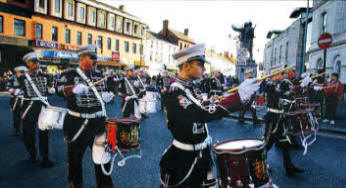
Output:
[[263, 18, 305, 75], [144, 31, 179, 76], [205, 50, 236, 76], [0, 0, 147, 73], [308, 0, 346, 83]]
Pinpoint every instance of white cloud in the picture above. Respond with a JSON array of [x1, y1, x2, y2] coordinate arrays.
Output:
[[99, 0, 308, 62]]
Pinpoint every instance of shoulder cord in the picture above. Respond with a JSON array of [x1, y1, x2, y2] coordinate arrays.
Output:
[[76, 68, 106, 116], [24, 73, 50, 106]]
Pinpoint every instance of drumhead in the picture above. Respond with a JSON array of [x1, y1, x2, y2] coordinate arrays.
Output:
[[215, 139, 263, 150]]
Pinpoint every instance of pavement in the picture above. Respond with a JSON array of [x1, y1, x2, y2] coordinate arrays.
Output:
[[0, 95, 346, 188]]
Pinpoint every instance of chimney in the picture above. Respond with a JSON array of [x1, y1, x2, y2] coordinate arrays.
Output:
[[224, 51, 229, 58], [184, 28, 189, 36], [119, 5, 125, 11], [163, 20, 169, 36]]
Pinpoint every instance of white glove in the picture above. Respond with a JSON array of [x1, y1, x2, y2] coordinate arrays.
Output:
[[238, 78, 261, 102], [48, 87, 56, 94], [125, 95, 137, 101], [300, 76, 312, 88], [72, 84, 89, 95], [313, 86, 323, 91], [14, 89, 21, 96], [101, 92, 114, 103], [8, 88, 14, 94]]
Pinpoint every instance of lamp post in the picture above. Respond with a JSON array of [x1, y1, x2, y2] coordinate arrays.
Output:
[[301, 0, 310, 75]]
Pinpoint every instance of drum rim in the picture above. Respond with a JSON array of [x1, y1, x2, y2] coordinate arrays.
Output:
[[213, 138, 265, 153], [106, 117, 140, 123]]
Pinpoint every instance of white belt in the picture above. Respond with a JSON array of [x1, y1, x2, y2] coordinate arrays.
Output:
[[172, 136, 211, 151], [268, 108, 284, 114], [68, 110, 104, 119], [26, 97, 48, 101]]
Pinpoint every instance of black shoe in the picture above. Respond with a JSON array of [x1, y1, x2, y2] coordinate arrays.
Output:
[[42, 159, 54, 168], [27, 156, 37, 164], [253, 119, 259, 125], [141, 114, 149, 119], [285, 163, 304, 176], [10, 130, 20, 137], [238, 119, 245, 124]]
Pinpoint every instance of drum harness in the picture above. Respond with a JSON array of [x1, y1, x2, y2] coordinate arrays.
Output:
[[159, 81, 217, 188], [22, 73, 50, 120]]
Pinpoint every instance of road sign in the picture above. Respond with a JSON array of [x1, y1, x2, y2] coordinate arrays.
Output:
[[318, 33, 333, 49]]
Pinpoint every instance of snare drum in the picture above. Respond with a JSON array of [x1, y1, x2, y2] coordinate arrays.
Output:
[[286, 110, 319, 135], [106, 118, 140, 152], [38, 105, 67, 130], [213, 138, 274, 188]]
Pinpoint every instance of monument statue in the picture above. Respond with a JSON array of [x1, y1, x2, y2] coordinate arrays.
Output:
[[232, 21, 255, 60]]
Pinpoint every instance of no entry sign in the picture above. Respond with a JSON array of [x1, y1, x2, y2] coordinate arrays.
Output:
[[318, 33, 333, 49]]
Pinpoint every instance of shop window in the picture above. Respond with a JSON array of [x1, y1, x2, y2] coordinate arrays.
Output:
[[77, 32, 82, 45], [124, 41, 129, 52], [52, 26, 58, 41], [65, 29, 70, 43], [36, 24, 42, 39], [14, 19, 25, 36]]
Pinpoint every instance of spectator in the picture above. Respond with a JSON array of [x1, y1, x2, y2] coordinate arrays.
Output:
[[323, 73, 344, 125]]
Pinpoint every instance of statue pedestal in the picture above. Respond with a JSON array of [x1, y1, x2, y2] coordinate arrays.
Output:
[[235, 59, 257, 82]]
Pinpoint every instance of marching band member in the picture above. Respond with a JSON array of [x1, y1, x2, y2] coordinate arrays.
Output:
[[56, 45, 114, 188], [311, 70, 325, 118], [323, 73, 344, 125], [238, 70, 259, 124], [264, 72, 304, 176], [118, 65, 146, 118], [159, 44, 260, 187], [157, 70, 172, 110], [8, 66, 26, 136], [18, 52, 55, 167]]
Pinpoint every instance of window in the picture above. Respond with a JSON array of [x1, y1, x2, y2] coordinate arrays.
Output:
[[335, 61, 341, 76], [115, 40, 120, 51], [124, 41, 129, 52], [65, 29, 70, 43], [285, 42, 289, 61], [77, 32, 82, 45], [132, 43, 137, 54], [39, 0, 45, 8], [68, 2, 73, 17], [279, 45, 282, 62], [107, 38, 111, 50], [55, 0, 60, 13], [322, 12, 327, 33], [36, 24, 42, 39], [91, 10, 96, 22], [14, 19, 25, 36], [97, 36, 103, 49], [179, 43, 182, 50], [126, 22, 131, 32], [88, 34, 92, 45], [317, 59, 323, 69], [140, 44, 143, 54], [134, 25, 138, 34], [52, 26, 58, 41], [274, 48, 277, 65], [79, 7, 85, 20], [116, 17, 123, 32], [0, 16, 2, 33]]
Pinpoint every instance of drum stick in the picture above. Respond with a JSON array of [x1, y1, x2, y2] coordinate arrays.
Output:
[[203, 65, 296, 102], [88, 77, 108, 89], [299, 72, 326, 83]]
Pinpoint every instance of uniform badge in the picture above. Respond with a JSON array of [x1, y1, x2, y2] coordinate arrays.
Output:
[[178, 95, 192, 109]]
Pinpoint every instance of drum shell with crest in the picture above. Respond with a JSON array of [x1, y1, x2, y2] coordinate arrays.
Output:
[[106, 118, 140, 152], [213, 138, 273, 188], [286, 110, 319, 135]]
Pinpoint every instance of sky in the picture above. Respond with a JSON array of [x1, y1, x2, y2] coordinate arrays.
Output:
[[99, 0, 310, 62]]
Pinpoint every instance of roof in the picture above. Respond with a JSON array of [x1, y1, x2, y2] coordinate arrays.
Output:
[[289, 7, 312, 18], [266, 30, 284, 39], [169, 28, 195, 44], [146, 31, 177, 45]]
